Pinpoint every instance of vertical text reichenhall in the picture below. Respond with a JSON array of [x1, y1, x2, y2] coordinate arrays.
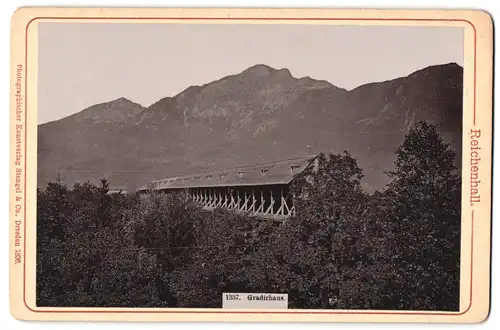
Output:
[[470, 128, 481, 206]]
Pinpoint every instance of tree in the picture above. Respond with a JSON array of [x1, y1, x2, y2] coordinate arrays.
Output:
[[170, 208, 259, 307], [132, 190, 203, 306], [384, 121, 461, 310], [37, 180, 161, 307], [252, 152, 368, 308], [36, 178, 74, 306]]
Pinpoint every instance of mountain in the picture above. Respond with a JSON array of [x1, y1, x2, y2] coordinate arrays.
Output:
[[37, 63, 463, 192]]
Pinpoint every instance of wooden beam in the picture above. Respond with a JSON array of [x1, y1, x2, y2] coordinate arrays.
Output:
[[281, 189, 284, 215], [210, 189, 216, 208], [230, 190, 236, 209], [255, 189, 265, 214], [249, 198, 256, 213], [214, 189, 218, 208], [283, 197, 290, 215], [242, 190, 250, 211], [276, 188, 285, 215], [264, 189, 275, 215], [251, 189, 256, 212], [236, 190, 241, 211], [217, 190, 223, 207]]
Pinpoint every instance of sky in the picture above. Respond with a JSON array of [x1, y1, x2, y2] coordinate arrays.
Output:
[[38, 23, 463, 124]]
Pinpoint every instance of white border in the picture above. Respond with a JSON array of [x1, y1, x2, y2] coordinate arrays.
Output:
[[1, 0, 497, 329]]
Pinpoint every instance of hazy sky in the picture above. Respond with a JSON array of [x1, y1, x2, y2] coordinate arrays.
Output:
[[38, 23, 463, 124]]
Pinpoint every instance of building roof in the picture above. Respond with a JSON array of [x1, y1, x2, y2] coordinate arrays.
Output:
[[139, 154, 318, 191], [107, 186, 129, 195]]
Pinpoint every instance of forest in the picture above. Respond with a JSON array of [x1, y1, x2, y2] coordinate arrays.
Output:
[[36, 122, 461, 311]]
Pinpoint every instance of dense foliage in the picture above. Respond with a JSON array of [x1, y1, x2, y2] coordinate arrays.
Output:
[[37, 122, 461, 310]]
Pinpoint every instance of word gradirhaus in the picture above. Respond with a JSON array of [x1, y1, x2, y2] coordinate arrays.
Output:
[[247, 294, 286, 301], [470, 128, 481, 206]]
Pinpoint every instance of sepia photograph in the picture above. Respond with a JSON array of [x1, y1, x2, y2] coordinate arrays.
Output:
[[30, 20, 470, 312], [34, 21, 466, 311]]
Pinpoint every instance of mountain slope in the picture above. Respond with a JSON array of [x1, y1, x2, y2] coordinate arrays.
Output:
[[37, 63, 463, 192]]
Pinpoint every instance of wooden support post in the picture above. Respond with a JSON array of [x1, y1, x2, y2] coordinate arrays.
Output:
[[242, 190, 250, 211], [230, 190, 236, 209], [249, 196, 256, 213], [264, 189, 275, 215], [261, 189, 264, 212], [243, 191, 247, 211], [251, 189, 256, 212], [277, 188, 285, 215], [237, 190, 241, 211], [281, 189, 284, 215], [214, 189, 219, 208], [255, 189, 265, 214], [284, 195, 291, 215]]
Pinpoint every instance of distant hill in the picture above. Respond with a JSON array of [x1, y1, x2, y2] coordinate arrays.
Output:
[[37, 63, 463, 192]]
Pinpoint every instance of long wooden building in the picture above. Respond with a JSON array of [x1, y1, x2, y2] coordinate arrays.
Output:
[[139, 155, 318, 220]]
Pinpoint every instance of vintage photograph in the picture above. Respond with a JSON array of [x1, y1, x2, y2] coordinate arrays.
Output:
[[36, 22, 464, 311]]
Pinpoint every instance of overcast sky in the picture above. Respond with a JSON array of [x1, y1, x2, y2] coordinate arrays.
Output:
[[38, 23, 463, 124]]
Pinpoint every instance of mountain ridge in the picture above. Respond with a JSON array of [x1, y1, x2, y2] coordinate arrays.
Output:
[[39, 62, 461, 126], [38, 62, 463, 192]]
